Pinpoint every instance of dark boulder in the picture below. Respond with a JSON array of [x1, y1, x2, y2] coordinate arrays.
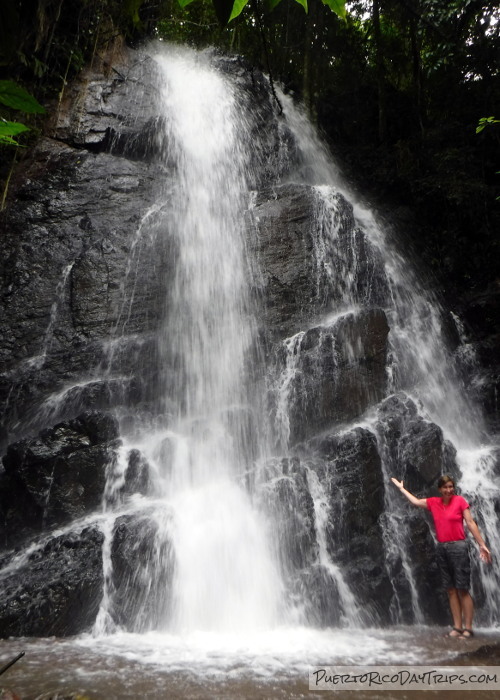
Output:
[[250, 183, 390, 342], [121, 449, 152, 498], [311, 427, 392, 622], [258, 456, 346, 625], [249, 184, 326, 340], [259, 457, 317, 574], [376, 392, 458, 491], [270, 308, 389, 445], [0, 525, 104, 637], [0, 411, 119, 549], [292, 564, 343, 627], [109, 512, 174, 631]]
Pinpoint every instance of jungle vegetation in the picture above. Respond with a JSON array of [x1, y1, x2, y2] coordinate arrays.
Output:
[[0, 0, 499, 300]]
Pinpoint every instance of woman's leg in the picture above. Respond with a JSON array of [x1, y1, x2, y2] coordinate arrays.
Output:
[[447, 588, 464, 634], [458, 589, 474, 635]]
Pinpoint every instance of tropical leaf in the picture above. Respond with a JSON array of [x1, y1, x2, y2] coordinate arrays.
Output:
[[476, 116, 500, 134], [294, 0, 308, 11], [0, 121, 30, 137], [0, 135, 21, 145], [0, 120, 30, 145], [229, 0, 250, 21], [177, 0, 197, 8], [212, 0, 237, 24], [0, 81, 45, 113], [320, 0, 346, 19]]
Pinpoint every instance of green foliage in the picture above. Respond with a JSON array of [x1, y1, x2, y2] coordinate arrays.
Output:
[[477, 116, 500, 134], [0, 80, 46, 146], [230, 0, 251, 21], [175, 0, 346, 25], [213, 0, 241, 24], [320, 0, 345, 19], [0, 121, 30, 146], [123, 0, 145, 27], [0, 81, 46, 114]]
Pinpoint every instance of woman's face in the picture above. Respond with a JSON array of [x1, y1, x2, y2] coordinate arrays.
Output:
[[438, 480, 455, 499]]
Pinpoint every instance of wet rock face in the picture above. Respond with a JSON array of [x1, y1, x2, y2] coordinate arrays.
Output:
[[0, 44, 490, 638], [376, 393, 459, 489], [0, 135, 168, 446], [249, 184, 327, 339], [311, 427, 392, 623], [0, 52, 165, 444], [52, 46, 164, 149], [0, 411, 119, 549], [271, 309, 389, 444], [0, 48, 293, 451], [250, 184, 390, 342], [109, 513, 175, 632], [0, 526, 104, 637], [214, 53, 296, 188], [258, 456, 343, 626], [260, 457, 317, 573]]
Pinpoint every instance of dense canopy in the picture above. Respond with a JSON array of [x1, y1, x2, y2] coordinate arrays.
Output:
[[0, 0, 499, 296]]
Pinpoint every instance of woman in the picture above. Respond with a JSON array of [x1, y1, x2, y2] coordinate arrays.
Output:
[[391, 474, 492, 638]]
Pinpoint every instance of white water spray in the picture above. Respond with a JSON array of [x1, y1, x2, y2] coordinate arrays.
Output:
[[278, 91, 500, 622], [96, 47, 284, 635]]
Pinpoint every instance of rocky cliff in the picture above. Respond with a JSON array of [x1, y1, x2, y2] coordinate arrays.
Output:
[[0, 44, 495, 636]]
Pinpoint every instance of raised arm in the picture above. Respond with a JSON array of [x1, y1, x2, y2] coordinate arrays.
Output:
[[390, 478, 428, 509], [463, 508, 492, 563]]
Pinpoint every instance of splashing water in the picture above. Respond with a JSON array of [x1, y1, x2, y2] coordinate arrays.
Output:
[[275, 91, 500, 623], [94, 46, 285, 636], [87, 46, 500, 635]]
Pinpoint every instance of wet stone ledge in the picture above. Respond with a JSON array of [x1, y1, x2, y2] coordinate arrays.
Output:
[[0, 525, 104, 638], [0, 411, 120, 550]]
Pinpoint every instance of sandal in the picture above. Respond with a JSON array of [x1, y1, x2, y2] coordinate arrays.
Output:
[[461, 629, 474, 638], [445, 627, 464, 638]]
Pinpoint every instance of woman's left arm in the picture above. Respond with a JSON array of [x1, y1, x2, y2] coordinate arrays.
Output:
[[463, 508, 492, 563]]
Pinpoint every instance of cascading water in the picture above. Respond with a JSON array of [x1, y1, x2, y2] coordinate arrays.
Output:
[[93, 47, 285, 636], [271, 92, 500, 625]]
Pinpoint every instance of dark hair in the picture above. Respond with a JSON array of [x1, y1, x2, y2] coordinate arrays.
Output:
[[437, 474, 455, 488]]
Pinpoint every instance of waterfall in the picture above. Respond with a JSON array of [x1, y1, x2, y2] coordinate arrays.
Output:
[[272, 92, 500, 624], [93, 47, 284, 634], [1, 43, 499, 671]]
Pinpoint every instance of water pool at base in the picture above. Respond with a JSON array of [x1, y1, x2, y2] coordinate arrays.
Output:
[[2, 626, 500, 699]]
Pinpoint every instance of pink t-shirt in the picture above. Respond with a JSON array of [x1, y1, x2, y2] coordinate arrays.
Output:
[[427, 495, 469, 542]]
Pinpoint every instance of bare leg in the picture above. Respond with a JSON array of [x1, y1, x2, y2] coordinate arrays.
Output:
[[447, 588, 463, 635], [458, 589, 474, 635]]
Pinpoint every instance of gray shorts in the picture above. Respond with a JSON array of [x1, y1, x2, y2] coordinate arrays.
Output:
[[436, 540, 471, 590]]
